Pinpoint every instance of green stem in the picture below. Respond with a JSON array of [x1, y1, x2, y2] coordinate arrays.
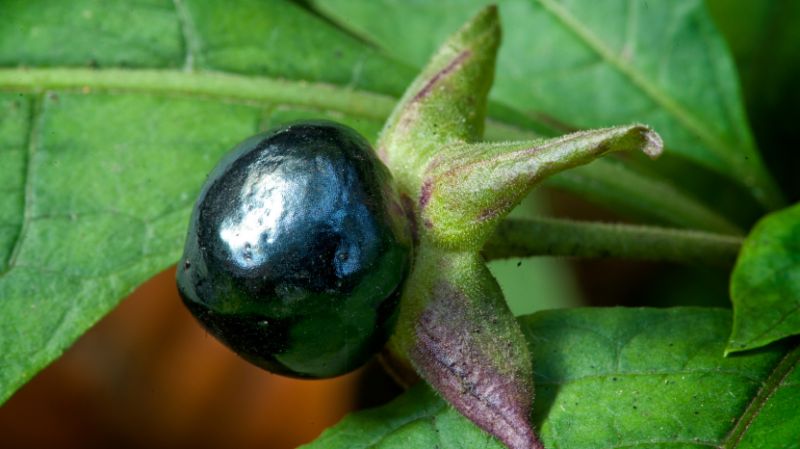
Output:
[[484, 217, 743, 267]]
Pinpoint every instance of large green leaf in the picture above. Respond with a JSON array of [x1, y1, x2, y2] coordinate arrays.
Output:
[[0, 2, 741, 234], [0, 0, 409, 404], [311, 0, 783, 210], [728, 203, 800, 354], [305, 308, 800, 449], [0, 0, 744, 404]]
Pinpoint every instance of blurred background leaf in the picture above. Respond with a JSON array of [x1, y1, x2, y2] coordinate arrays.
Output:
[[309, 0, 783, 213], [707, 0, 800, 202]]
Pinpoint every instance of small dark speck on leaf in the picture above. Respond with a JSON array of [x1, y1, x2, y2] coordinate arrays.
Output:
[[516, 261, 522, 267]]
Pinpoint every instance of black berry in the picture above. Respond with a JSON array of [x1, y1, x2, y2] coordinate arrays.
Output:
[[177, 121, 412, 378]]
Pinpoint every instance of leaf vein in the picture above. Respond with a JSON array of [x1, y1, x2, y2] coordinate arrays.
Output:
[[0, 68, 395, 121], [1, 94, 41, 278], [534, 0, 734, 167], [722, 345, 800, 448], [172, 0, 202, 71]]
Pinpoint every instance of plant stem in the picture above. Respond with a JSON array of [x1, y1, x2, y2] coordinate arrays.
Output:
[[484, 217, 743, 267]]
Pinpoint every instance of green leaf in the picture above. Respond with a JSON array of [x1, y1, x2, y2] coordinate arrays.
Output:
[[2, 2, 741, 236], [547, 159, 745, 236], [728, 202, 800, 354], [0, 0, 563, 407], [708, 0, 800, 200], [0, 0, 746, 405], [0, 0, 411, 404], [310, 0, 784, 209], [305, 308, 800, 449], [708, 0, 800, 113]]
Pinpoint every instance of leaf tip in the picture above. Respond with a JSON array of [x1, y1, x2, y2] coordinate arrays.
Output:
[[480, 4, 500, 23], [639, 126, 664, 159]]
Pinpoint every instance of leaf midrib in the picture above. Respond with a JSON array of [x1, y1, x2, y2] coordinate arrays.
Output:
[[0, 67, 397, 120], [722, 345, 800, 448], [534, 0, 745, 169]]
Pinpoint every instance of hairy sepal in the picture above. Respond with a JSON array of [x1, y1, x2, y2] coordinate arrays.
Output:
[[376, 8, 547, 447], [421, 124, 664, 249], [374, 6, 666, 449], [390, 249, 543, 449], [377, 5, 499, 197]]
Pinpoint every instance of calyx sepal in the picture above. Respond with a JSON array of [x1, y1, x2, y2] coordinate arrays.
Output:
[[378, 6, 664, 449]]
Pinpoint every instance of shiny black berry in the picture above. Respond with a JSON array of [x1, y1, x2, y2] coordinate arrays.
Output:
[[177, 121, 412, 378]]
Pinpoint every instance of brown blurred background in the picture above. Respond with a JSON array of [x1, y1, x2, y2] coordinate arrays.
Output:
[[0, 267, 401, 449]]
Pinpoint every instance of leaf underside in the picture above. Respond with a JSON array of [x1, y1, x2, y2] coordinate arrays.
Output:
[[305, 308, 800, 449]]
